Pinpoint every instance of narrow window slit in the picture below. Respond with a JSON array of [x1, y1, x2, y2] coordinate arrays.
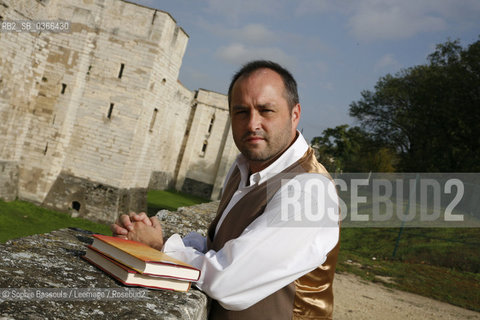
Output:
[[118, 63, 125, 79], [149, 108, 158, 131], [208, 114, 215, 134], [107, 103, 114, 119]]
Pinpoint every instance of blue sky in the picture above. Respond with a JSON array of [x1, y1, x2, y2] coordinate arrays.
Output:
[[130, 0, 480, 142]]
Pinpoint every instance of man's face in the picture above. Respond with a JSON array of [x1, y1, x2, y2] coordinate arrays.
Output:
[[230, 68, 300, 173]]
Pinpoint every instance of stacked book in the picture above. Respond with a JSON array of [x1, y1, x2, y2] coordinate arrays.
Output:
[[83, 234, 200, 292]]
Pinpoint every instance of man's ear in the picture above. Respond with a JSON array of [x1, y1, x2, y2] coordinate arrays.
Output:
[[291, 103, 301, 126]]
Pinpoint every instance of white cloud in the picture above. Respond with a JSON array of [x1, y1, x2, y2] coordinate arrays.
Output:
[[237, 24, 276, 44], [425, 0, 480, 24], [348, 0, 447, 41], [196, 20, 276, 45], [215, 43, 296, 67], [196, 19, 334, 58], [374, 54, 401, 72], [294, 0, 331, 16], [292, 0, 480, 41], [294, 0, 355, 16], [216, 43, 248, 63], [204, 0, 284, 23]]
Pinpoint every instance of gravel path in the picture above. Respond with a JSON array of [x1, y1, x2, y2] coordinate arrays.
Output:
[[333, 273, 480, 319]]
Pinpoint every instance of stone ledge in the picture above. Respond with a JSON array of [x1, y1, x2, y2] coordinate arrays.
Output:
[[157, 201, 219, 238], [0, 201, 221, 319]]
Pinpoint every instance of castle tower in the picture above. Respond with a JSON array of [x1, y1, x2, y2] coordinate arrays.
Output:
[[0, 0, 237, 222]]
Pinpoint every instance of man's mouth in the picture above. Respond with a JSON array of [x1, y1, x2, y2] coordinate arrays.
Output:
[[244, 136, 265, 143]]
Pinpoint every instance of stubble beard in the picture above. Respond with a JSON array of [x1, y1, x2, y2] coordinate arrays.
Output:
[[239, 123, 294, 165]]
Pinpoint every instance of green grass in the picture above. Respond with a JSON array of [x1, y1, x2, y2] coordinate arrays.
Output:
[[0, 190, 208, 243], [337, 227, 480, 312], [0, 199, 111, 243], [146, 189, 208, 215]]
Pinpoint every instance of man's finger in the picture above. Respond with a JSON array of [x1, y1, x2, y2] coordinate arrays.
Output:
[[132, 212, 152, 226], [111, 223, 128, 236], [150, 216, 162, 228], [119, 214, 134, 231]]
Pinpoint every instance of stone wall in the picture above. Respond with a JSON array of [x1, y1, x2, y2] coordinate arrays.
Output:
[[175, 89, 238, 199], [148, 171, 174, 190], [42, 171, 147, 223], [0, 160, 18, 201], [0, 0, 238, 220]]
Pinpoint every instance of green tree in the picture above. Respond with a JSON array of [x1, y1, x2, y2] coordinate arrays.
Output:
[[311, 125, 397, 172], [349, 38, 480, 171]]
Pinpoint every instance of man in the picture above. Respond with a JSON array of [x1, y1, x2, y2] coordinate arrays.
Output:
[[112, 60, 340, 319]]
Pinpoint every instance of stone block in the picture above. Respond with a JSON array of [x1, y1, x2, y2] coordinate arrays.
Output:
[[0, 160, 18, 202], [42, 172, 147, 223], [148, 171, 174, 190], [181, 178, 213, 200]]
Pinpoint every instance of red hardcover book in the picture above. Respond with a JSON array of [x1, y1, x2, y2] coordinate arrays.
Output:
[[90, 234, 200, 281], [83, 247, 192, 292]]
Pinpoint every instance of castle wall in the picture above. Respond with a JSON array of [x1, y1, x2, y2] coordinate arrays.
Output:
[[0, 0, 236, 220], [0, 0, 61, 203], [148, 83, 195, 190], [0, 161, 18, 202], [175, 89, 238, 199]]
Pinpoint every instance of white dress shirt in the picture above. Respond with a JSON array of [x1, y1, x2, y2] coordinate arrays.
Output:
[[162, 132, 339, 311]]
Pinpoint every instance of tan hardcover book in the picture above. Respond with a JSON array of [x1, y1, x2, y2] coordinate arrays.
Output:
[[90, 234, 200, 281], [83, 247, 192, 292]]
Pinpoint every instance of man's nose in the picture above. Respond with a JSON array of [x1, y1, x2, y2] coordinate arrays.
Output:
[[247, 110, 261, 131]]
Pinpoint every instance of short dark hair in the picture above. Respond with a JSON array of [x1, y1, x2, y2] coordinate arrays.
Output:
[[227, 60, 299, 111]]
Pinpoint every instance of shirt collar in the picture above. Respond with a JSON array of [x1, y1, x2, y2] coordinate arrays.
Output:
[[235, 131, 309, 188]]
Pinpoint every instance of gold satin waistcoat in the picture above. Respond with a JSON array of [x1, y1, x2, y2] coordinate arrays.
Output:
[[207, 148, 340, 320]]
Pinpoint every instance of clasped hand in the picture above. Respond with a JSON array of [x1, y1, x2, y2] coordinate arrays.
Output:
[[110, 212, 164, 251]]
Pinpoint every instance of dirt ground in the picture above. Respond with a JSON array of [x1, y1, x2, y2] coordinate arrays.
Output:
[[333, 273, 480, 320]]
